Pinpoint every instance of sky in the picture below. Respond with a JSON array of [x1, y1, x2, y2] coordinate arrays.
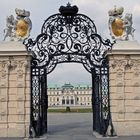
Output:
[[0, 0, 140, 86]]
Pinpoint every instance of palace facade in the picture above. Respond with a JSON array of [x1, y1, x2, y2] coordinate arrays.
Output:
[[48, 83, 92, 107]]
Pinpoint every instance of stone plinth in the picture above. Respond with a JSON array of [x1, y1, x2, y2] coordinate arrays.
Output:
[[107, 40, 140, 136], [0, 41, 31, 137]]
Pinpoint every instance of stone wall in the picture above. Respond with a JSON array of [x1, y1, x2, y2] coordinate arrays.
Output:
[[1, 40, 140, 137], [0, 42, 31, 137], [108, 41, 140, 136]]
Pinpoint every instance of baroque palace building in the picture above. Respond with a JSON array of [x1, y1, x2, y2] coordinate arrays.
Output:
[[48, 83, 92, 107]]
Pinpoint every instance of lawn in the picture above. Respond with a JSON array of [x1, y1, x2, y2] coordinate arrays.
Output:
[[48, 108, 92, 113]]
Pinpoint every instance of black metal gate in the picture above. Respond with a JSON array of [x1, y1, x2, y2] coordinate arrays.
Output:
[[30, 67, 48, 137], [24, 3, 115, 138], [92, 61, 114, 136]]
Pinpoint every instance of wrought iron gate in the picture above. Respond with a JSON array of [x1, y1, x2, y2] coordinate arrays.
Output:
[[24, 3, 115, 138], [92, 61, 114, 136], [30, 67, 47, 137]]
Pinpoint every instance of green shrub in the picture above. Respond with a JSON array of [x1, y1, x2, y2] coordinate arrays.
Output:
[[66, 106, 71, 112]]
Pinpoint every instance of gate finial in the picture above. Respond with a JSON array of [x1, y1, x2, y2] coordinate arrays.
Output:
[[59, 3, 78, 16], [67, 2, 71, 7]]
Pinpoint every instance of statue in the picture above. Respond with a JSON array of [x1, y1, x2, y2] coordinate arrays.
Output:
[[108, 6, 135, 41], [3, 8, 32, 41], [3, 15, 16, 41], [123, 13, 135, 40]]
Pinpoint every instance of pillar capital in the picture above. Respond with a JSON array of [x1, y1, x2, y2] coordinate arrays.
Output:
[[0, 41, 31, 56], [107, 40, 140, 55]]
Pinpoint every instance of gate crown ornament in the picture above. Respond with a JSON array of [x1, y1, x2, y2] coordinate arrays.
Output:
[[108, 6, 135, 41], [59, 3, 78, 16]]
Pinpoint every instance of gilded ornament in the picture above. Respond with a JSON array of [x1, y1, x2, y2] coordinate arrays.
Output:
[[111, 17, 124, 37], [16, 19, 29, 37]]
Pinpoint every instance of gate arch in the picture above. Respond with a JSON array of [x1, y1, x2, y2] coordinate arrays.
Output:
[[24, 3, 115, 137]]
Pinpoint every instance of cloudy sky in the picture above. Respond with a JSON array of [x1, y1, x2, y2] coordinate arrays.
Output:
[[0, 0, 140, 86]]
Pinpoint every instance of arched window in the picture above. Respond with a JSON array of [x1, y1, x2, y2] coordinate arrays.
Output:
[[77, 97, 79, 101], [62, 99, 65, 105], [71, 99, 74, 104]]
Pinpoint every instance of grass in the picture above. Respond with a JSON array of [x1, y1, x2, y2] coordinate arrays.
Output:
[[48, 108, 92, 113]]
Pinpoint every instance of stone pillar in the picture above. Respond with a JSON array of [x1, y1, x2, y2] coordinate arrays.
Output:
[[0, 42, 31, 137], [107, 41, 140, 136]]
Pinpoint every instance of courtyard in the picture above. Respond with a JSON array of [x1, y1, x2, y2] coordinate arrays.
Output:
[[0, 113, 140, 140]]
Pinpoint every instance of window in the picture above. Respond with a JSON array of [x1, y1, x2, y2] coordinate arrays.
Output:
[[77, 97, 79, 101], [57, 97, 59, 102], [62, 99, 65, 105], [71, 99, 74, 104], [66, 99, 69, 104]]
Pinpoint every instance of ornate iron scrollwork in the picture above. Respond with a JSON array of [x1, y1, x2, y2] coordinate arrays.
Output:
[[24, 4, 113, 74], [24, 3, 115, 137]]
